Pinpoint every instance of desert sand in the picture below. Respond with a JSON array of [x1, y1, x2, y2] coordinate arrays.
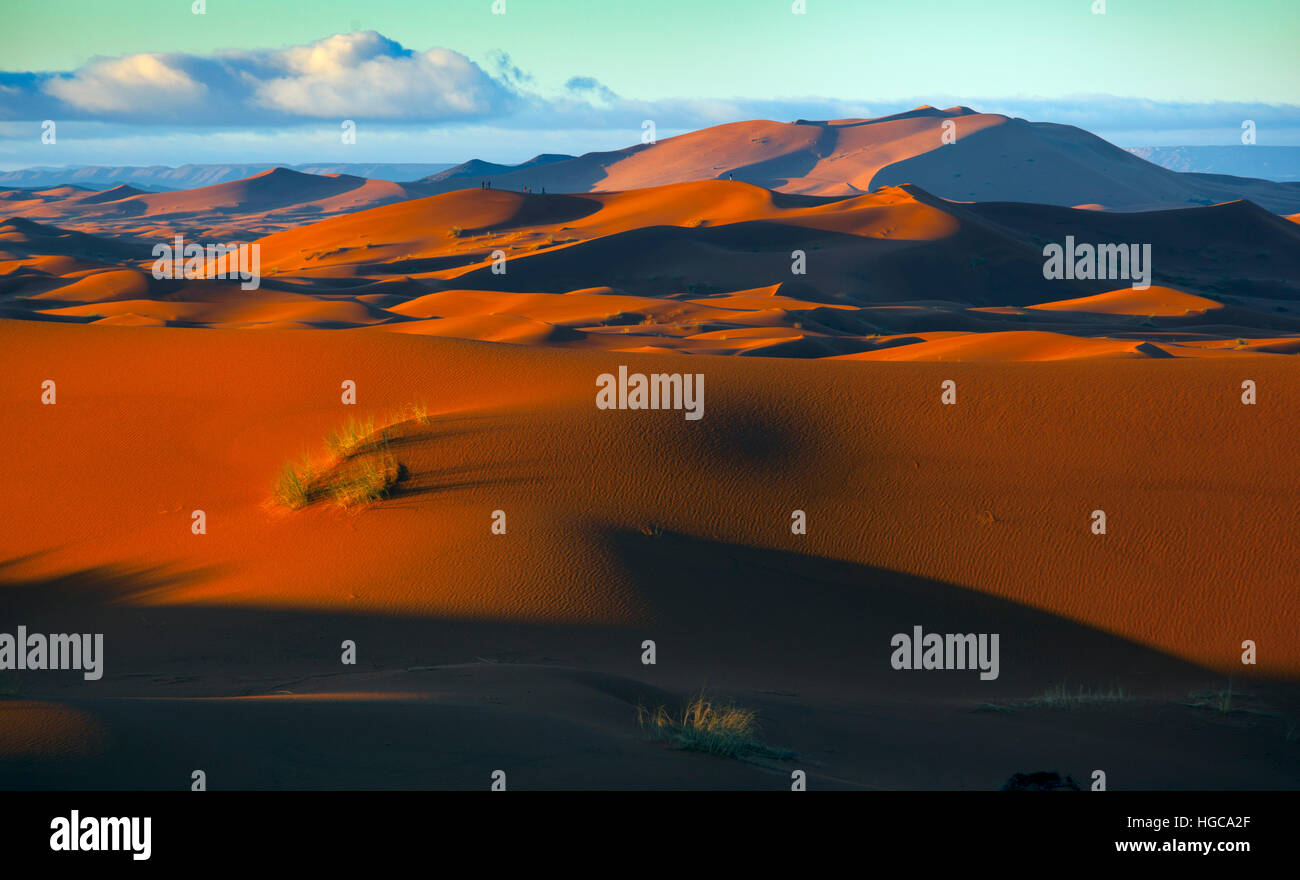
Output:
[[1, 318, 1297, 788], [2, 109, 1298, 790], [4, 180, 1299, 360]]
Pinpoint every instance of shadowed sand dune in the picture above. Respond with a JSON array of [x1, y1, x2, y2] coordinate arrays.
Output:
[[5, 181, 1296, 358], [418, 107, 1300, 213], [2, 530, 1296, 790], [3, 221, 1298, 788], [2, 104, 1297, 793], [1028, 286, 1223, 317], [4, 521, 1298, 791], [0, 168, 435, 242], [7, 107, 1300, 253], [2, 320, 1296, 674]]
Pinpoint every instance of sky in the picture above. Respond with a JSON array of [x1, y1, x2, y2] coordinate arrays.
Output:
[[1, 0, 1297, 168]]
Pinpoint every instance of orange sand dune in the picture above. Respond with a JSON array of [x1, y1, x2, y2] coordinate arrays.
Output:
[[7, 108, 1300, 257], [4, 116, 1300, 790], [40, 168, 389, 218], [1163, 336, 1300, 355], [1029, 286, 1223, 317], [418, 106, 1300, 213], [3, 186, 1298, 356], [0, 254, 98, 276], [378, 313, 573, 344], [252, 180, 958, 272], [2, 319, 1296, 677], [25, 268, 157, 303], [423, 109, 997, 198], [0, 702, 104, 759], [0, 217, 145, 260], [835, 330, 1175, 361], [388, 288, 684, 322], [4, 169, 433, 242], [684, 284, 856, 312], [38, 297, 386, 327]]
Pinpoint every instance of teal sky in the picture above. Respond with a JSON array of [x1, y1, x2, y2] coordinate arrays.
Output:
[[1, 0, 1297, 166], [4, 0, 1295, 103]]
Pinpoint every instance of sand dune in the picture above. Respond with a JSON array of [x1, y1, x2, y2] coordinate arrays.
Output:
[[0, 162, 457, 192], [834, 330, 1174, 361], [4, 184, 1297, 358], [3, 169, 435, 242], [2, 319, 1295, 680], [3, 111, 1298, 790], [419, 106, 1300, 213], [10, 107, 1298, 256], [1029, 286, 1223, 317]]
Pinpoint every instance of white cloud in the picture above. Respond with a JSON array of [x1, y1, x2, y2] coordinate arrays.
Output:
[[2, 31, 1297, 168], [253, 46, 505, 118], [45, 54, 208, 113], [18, 32, 510, 124]]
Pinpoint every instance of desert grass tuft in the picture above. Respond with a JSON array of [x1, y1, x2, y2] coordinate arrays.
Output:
[[273, 461, 313, 509], [637, 692, 794, 762], [325, 416, 376, 458], [395, 401, 430, 426], [327, 452, 400, 508], [1184, 679, 1239, 715], [977, 682, 1131, 713], [272, 405, 434, 509]]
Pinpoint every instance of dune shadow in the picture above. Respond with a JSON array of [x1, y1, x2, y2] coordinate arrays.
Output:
[[2, 528, 1296, 791], [603, 529, 1240, 699]]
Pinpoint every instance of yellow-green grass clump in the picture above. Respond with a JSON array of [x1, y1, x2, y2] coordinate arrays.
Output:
[[274, 405, 429, 510], [327, 452, 401, 508], [325, 416, 377, 458], [637, 693, 794, 762]]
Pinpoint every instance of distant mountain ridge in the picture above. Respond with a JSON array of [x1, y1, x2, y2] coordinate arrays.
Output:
[[1127, 146, 1300, 182], [0, 163, 455, 191], [425, 154, 574, 184], [6, 109, 1300, 221]]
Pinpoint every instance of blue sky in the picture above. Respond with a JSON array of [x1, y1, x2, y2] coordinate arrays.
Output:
[[1, 0, 1297, 168]]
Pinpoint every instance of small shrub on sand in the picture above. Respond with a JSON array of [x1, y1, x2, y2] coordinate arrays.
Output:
[[1185, 680, 1238, 715], [637, 693, 793, 762], [273, 402, 434, 506], [1025, 682, 1130, 709], [273, 460, 314, 509], [328, 453, 400, 508], [325, 416, 376, 458], [977, 682, 1130, 713], [273, 406, 431, 510], [396, 401, 430, 426]]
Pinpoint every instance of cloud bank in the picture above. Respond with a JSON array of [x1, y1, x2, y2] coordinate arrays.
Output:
[[2, 31, 1297, 166]]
